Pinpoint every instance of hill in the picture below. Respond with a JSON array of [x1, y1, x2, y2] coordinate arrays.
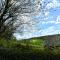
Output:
[[0, 34, 60, 60]]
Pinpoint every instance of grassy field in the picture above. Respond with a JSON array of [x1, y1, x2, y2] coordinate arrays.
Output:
[[0, 37, 60, 60]]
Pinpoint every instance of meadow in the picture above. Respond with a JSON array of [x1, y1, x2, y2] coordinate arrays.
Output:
[[0, 37, 60, 60]]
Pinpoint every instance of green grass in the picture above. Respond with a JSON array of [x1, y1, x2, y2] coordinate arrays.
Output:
[[0, 37, 60, 60]]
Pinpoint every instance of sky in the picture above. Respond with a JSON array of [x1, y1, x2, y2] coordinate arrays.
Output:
[[14, 0, 60, 40]]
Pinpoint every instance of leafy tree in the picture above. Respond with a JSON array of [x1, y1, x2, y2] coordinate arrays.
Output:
[[0, 0, 41, 39]]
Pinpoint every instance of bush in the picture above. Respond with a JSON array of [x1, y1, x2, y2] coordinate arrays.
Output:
[[0, 38, 60, 60]]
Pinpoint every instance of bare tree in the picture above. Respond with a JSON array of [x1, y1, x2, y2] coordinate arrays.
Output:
[[0, 0, 41, 39]]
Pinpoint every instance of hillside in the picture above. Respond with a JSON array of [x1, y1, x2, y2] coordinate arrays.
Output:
[[0, 34, 60, 60]]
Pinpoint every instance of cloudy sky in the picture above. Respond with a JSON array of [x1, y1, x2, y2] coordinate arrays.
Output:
[[14, 0, 60, 40]]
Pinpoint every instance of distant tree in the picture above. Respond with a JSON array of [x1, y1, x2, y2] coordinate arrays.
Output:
[[0, 0, 41, 39]]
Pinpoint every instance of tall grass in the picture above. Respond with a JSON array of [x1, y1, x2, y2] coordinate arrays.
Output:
[[0, 38, 60, 60]]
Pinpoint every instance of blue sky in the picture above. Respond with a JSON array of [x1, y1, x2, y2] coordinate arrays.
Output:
[[14, 0, 60, 40]]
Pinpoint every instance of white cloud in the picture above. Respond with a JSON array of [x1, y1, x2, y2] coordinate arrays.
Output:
[[46, 0, 60, 9], [56, 15, 60, 22], [14, 25, 60, 40], [14, 33, 33, 40], [41, 20, 60, 24], [40, 26, 60, 36], [45, 11, 49, 16]]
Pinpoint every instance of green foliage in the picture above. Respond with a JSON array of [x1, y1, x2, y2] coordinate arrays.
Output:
[[0, 38, 60, 60]]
